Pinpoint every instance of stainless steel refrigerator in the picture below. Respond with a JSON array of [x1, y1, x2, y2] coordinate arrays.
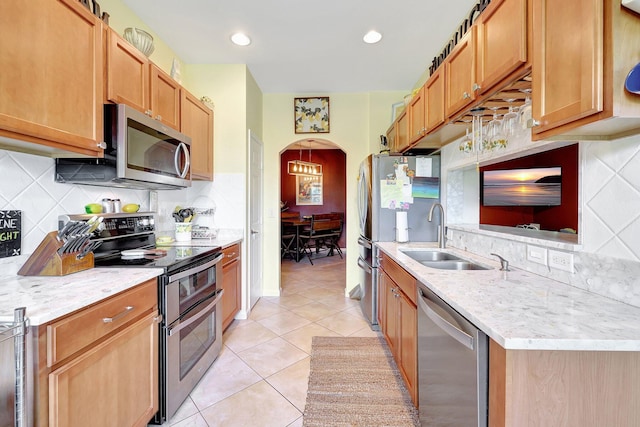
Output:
[[357, 153, 441, 329]]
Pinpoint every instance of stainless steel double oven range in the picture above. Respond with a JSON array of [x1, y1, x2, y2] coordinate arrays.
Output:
[[60, 213, 224, 424]]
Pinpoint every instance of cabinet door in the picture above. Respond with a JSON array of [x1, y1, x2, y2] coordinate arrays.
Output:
[[425, 67, 446, 132], [48, 312, 158, 427], [106, 28, 150, 113], [395, 111, 409, 153], [477, 0, 528, 96], [181, 91, 214, 180], [380, 271, 399, 357], [0, 0, 103, 157], [221, 255, 240, 330], [531, 0, 603, 134], [150, 64, 181, 130], [409, 86, 426, 144], [398, 292, 418, 406], [445, 27, 478, 119]]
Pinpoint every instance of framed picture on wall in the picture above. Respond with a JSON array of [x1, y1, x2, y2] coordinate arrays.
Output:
[[296, 176, 323, 205], [294, 97, 330, 133]]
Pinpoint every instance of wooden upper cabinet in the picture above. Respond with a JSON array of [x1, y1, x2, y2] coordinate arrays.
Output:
[[106, 28, 150, 113], [531, 0, 640, 140], [425, 66, 446, 132], [150, 65, 181, 130], [409, 86, 426, 144], [531, 0, 603, 135], [477, 0, 529, 96], [395, 111, 409, 153], [0, 0, 104, 157], [181, 91, 213, 180], [445, 26, 478, 119]]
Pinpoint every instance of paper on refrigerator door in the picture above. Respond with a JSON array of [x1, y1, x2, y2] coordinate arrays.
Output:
[[380, 179, 413, 209], [415, 157, 433, 177]]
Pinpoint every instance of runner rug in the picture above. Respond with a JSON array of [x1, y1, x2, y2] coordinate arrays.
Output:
[[303, 336, 420, 427]]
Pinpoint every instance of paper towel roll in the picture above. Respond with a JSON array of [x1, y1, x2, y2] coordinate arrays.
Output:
[[623, 0, 640, 14], [396, 211, 409, 243]]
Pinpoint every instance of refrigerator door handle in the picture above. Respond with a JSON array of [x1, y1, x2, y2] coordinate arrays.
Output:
[[357, 256, 372, 273], [357, 236, 372, 249], [357, 164, 368, 235]]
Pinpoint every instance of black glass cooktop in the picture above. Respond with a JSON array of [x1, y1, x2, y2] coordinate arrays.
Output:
[[94, 245, 221, 273]]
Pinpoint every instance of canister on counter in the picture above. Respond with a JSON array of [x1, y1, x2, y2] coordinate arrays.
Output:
[[101, 198, 114, 213], [113, 199, 122, 213]]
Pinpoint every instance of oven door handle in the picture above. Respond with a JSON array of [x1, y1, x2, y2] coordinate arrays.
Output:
[[168, 252, 224, 283], [167, 289, 224, 337]]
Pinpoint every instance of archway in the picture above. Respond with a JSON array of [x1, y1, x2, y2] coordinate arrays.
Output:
[[279, 138, 347, 290]]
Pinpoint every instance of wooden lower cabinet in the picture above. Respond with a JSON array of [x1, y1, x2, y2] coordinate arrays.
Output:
[[48, 312, 158, 427], [36, 279, 160, 427], [378, 254, 418, 406], [221, 243, 241, 330], [489, 339, 640, 427]]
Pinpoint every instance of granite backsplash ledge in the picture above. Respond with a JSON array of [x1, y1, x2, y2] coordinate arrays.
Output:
[[447, 225, 640, 309]]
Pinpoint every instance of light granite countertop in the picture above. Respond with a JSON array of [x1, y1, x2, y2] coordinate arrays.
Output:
[[0, 268, 163, 325], [0, 230, 244, 326], [376, 241, 640, 352]]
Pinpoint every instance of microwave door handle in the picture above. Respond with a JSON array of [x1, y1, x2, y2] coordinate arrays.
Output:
[[174, 142, 190, 179], [167, 289, 224, 336]]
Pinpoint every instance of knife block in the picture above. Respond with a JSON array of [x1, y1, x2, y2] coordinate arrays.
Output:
[[18, 231, 94, 276]]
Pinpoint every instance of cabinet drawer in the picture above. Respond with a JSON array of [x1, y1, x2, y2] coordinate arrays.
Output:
[[379, 254, 416, 305], [222, 243, 240, 264], [47, 279, 157, 367]]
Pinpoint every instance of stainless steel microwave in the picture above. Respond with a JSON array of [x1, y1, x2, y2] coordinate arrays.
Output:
[[55, 104, 191, 190]]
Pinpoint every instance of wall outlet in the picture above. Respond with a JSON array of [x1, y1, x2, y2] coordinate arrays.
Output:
[[548, 250, 574, 273], [527, 245, 547, 266]]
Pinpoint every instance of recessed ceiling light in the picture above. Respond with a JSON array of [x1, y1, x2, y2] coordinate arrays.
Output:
[[363, 30, 382, 44], [231, 32, 251, 46]]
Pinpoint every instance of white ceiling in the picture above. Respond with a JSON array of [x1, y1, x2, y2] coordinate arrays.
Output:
[[120, 0, 479, 94]]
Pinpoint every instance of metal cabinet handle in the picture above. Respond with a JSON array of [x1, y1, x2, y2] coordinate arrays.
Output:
[[463, 92, 471, 99], [155, 115, 162, 121], [528, 118, 540, 128], [97, 141, 107, 149], [472, 83, 481, 91], [103, 305, 134, 323]]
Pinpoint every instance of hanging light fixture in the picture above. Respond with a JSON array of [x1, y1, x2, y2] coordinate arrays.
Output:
[[287, 140, 323, 177]]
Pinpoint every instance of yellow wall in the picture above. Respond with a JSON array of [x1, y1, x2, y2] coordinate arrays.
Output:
[[100, 0, 182, 74], [261, 91, 406, 297]]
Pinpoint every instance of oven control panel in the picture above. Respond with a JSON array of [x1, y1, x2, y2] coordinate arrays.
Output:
[[59, 213, 155, 238]]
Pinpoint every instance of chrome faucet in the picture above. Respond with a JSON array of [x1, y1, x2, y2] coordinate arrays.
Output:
[[428, 203, 446, 249], [491, 253, 510, 271]]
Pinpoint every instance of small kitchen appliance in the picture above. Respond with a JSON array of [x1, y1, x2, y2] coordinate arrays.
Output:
[[58, 212, 223, 424]]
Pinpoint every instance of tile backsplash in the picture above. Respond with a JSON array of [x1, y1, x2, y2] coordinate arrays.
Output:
[[0, 149, 244, 273]]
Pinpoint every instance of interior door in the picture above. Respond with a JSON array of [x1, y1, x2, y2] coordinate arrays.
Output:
[[248, 129, 263, 309]]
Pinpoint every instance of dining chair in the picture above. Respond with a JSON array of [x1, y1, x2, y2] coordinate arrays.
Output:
[[299, 216, 342, 264]]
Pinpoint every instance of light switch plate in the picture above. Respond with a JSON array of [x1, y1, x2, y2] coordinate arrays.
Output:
[[527, 245, 547, 266], [549, 250, 574, 273]]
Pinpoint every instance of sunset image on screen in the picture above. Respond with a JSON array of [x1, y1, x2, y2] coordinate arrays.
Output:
[[483, 167, 561, 206]]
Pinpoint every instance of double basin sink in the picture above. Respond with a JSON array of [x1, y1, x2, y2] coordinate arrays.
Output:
[[399, 249, 489, 271]]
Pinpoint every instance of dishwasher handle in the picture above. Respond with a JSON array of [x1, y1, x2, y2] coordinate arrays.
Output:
[[418, 288, 474, 350]]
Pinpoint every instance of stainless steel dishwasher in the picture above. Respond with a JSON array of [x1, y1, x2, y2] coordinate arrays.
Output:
[[417, 283, 488, 427], [1, 307, 30, 427]]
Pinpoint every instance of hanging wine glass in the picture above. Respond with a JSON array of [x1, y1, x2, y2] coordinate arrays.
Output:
[[517, 88, 532, 131], [458, 127, 473, 154], [485, 107, 505, 151], [501, 98, 518, 141]]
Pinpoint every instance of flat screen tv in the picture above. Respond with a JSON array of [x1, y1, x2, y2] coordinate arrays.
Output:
[[482, 167, 562, 206]]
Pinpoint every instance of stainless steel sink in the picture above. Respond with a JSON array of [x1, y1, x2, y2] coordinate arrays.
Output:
[[420, 260, 489, 270], [399, 249, 462, 262], [399, 249, 489, 270]]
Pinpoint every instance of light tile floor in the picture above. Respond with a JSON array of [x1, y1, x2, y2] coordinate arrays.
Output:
[[162, 252, 380, 427]]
